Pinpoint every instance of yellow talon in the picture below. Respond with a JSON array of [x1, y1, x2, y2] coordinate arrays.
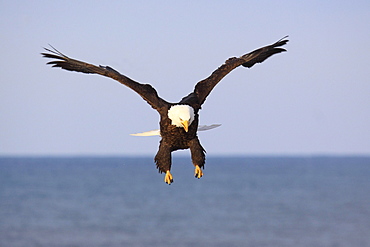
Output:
[[194, 165, 203, 179], [164, 170, 173, 185]]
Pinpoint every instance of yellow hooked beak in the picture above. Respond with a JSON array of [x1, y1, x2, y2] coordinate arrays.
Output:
[[181, 120, 189, 132]]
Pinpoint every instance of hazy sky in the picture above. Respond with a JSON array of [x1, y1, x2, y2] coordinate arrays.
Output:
[[1, 1, 369, 156]]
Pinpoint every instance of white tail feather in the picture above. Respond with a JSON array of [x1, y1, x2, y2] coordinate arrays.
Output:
[[130, 124, 221, 137], [198, 124, 221, 131]]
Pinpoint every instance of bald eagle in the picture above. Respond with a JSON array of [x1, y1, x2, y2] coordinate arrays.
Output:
[[42, 37, 288, 184]]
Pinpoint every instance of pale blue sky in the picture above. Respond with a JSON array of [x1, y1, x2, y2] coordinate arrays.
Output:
[[1, 1, 369, 156]]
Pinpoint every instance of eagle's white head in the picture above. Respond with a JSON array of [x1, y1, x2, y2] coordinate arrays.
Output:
[[168, 105, 195, 132]]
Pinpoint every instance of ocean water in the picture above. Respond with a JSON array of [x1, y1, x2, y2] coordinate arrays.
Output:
[[0, 156, 369, 247]]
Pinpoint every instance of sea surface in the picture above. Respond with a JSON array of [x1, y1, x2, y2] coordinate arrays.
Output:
[[0, 156, 369, 247]]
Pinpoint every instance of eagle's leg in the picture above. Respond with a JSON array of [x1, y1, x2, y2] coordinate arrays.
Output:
[[155, 141, 173, 184], [164, 170, 173, 184], [194, 165, 203, 179], [189, 138, 206, 179]]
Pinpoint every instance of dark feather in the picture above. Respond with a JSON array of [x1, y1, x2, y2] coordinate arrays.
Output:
[[241, 36, 288, 68], [193, 36, 289, 105], [41, 45, 168, 110]]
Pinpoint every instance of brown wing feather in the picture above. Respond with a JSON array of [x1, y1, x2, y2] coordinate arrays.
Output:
[[193, 36, 289, 105], [41, 46, 168, 111]]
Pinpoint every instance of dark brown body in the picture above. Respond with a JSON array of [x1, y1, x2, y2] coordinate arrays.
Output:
[[155, 99, 204, 173]]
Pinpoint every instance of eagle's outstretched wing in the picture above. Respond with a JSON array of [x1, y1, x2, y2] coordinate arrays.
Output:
[[193, 36, 289, 105], [41, 46, 168, 110]]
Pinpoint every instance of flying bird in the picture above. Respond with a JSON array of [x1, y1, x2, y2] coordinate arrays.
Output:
[[42, 37, 288, 184]]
